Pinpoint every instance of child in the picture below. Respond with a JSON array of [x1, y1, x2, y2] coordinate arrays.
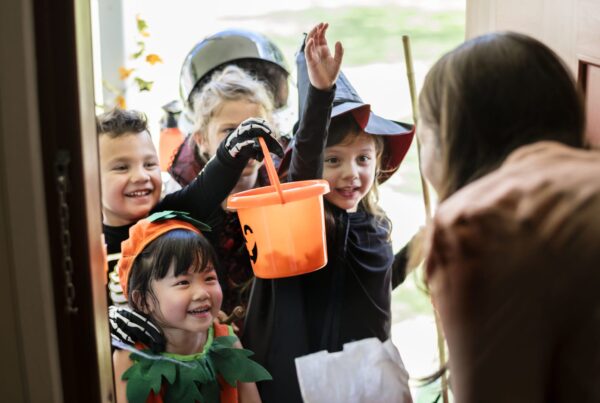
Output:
[[168, 66, 282, 323], [169, 65, 279, 192], [242, 23, 414, 402], [97, 108, 282, 305], [112, 211, 270, 402]]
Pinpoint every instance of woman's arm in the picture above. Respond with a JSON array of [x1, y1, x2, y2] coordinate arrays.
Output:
[[113, 349, 132, 403]]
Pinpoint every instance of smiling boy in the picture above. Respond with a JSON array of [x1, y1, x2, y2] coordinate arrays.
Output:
[[97, 108, 282, 304]]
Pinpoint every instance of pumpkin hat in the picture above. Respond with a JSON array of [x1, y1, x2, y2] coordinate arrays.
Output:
[[117, 211, 210, 300]]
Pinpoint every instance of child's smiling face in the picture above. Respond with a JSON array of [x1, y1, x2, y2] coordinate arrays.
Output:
[[146, 263, 223, 341], [322, 132, 378, 212], [99, 131, 162, 226]]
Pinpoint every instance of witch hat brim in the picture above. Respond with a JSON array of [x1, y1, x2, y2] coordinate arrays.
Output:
[[287, 33, 415, 183]]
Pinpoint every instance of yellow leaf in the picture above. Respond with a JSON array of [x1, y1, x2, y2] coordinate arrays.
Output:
[[146, 54, 163, 65], [141, 31, 150, 38], [118, 66, 135, 80], [116, 95, 126, 109]]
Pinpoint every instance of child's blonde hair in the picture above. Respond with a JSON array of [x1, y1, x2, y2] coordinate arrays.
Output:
[[192, 65, 275, 138]]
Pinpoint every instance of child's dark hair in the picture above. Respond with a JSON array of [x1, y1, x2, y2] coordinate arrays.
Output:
[[419, 31, 585, 201], [96, 108, 149, 138], [127, 229, 218, 312]]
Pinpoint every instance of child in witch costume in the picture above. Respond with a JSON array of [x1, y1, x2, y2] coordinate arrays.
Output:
[[241, 23, 414, 402], [112, 211, 270, 403]]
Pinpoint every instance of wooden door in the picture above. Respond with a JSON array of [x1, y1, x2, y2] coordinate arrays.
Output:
[[0, 0, 113, 401], [467, 0, 600, 147]]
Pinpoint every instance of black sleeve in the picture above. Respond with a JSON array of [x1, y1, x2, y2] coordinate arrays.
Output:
[[153, 152, 244, 222], [288, 84, 335, 181], [392, 242, 409, 289]]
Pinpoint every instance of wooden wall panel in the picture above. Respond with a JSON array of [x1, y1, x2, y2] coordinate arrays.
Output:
[[580, 61, 600, 146], [467, 0, 600, 146], [576, 1, 600, 63]]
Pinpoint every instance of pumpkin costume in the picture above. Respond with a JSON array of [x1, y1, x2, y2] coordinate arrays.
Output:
[[117, 211, 271, 403], [123, 322, 270, 403]]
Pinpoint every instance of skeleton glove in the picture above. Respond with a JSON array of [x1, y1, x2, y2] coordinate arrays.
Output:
[[108, 305, 166, 353], [217, 118, 284, 165]]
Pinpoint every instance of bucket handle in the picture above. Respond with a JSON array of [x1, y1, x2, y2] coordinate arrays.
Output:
[[258, 137, 285, 203]]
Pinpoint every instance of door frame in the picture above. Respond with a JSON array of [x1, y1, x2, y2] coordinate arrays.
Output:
[[0, 0, 113, 401]]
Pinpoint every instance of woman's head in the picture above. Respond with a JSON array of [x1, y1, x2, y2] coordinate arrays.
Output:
[[119, 218, 222, 338], [324, 113, 385, 215], [192, 65, 275, 186], [418, 31, 585, 200]]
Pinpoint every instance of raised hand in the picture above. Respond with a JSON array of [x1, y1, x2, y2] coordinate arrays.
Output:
[[108, 305, 166, 352], [218, 117, 284, 163], [305, 22, 344, 91]]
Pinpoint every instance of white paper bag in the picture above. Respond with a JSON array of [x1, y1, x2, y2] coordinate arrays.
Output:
[[295, 338, 413, 403]]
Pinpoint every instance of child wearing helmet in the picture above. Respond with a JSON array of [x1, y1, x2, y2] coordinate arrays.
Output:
[[169, 29, 291, 188], [165, 33, 292, 328]]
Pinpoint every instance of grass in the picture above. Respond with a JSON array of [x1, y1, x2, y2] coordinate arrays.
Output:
[[390, 144, 426, 196], [392, 265, 433, 321], [223, 6, 465, 66]]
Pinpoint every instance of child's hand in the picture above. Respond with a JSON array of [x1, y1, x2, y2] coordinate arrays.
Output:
[[216, 306, 245, 333], [218, 118, 284, 163], [108, 305, 166, 352], [305, 22, 344, 91]]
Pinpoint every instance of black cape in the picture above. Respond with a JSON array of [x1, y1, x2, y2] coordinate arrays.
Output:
[[242, 85, 396, 402]]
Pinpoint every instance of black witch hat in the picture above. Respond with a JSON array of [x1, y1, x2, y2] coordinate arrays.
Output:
[[296, 34, 414, 183]]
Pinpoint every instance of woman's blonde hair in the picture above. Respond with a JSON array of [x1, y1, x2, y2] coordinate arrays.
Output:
[[192, 65, 275, 138]]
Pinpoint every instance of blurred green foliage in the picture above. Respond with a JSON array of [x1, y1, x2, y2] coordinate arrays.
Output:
[[225, 6, 464, 65]]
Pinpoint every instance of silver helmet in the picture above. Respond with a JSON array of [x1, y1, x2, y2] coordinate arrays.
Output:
[[179, 29, 290, 109]]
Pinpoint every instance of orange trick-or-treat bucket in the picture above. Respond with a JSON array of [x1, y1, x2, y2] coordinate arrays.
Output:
[[226, 138, 330, 278]]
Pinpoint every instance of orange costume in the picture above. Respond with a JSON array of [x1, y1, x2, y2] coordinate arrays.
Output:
[[116, 212, 271, 403], [142, 323, 238, 403]]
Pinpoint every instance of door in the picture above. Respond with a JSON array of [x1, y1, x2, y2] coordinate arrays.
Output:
[[0, 0, 113, 401], [466, 0, 600, 147]]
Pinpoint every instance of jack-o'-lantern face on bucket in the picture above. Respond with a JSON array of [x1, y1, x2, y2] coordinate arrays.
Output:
[[243, 224, 258, 264]]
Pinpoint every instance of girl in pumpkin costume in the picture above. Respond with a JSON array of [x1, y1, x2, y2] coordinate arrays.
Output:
[[112, 211, 270, 403]]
